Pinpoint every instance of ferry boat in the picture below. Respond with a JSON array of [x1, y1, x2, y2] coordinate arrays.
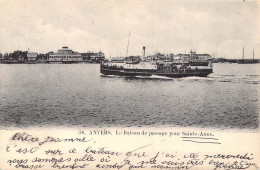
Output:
[[100, 47, 213, 78]]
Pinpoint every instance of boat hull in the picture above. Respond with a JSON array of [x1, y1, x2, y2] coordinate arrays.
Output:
[[100, 64, 213, 78]]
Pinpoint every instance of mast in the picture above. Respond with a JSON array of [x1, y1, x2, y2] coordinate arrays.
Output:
[[143, 46, 146, 61], [253, 50, 254, 60], [126, 32, 130, 58], [242, 46, 244, 60]]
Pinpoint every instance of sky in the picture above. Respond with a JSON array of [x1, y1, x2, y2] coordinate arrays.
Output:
[[0, 0, 259, 59]]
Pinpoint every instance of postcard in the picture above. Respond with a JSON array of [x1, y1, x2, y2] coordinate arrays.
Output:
[[0, 0, 259, 169]]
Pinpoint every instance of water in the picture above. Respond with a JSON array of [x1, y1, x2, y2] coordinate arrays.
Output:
[[0, 63, 259, 130]]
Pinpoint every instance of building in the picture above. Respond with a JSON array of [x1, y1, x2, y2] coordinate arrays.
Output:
[[145, 52, 165, 61], [124, 56, 141, 64], [81, 51, 105, 63], [196, 54, 212, 61], [189, 50, 211, 61], [48, 46, 82, 63], [173, 54, 190, 61], [91, 51, 105, 63], [173, 51, 212, 61], [27, 52, 38, 63]]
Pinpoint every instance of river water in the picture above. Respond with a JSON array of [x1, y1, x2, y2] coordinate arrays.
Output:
[[0, 63, 259, 130]]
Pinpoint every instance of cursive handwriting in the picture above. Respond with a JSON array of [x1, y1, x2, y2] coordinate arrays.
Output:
[[11, 132, 93, 146], [4, 132, 259, 170]]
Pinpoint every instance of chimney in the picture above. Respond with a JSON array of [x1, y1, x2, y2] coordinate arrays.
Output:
[[143, 46, 146, 60]]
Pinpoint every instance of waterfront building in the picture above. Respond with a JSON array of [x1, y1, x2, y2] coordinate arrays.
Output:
[[146, 53, 165, 61], [173, 51, 212, 61], [37, 53, 48, 63], [48, 46, 82, 63], [124, 56, 141, 64], [27, 52, 38, 63], [190, 51, 211, 61], [175, 54, 190, 61], [144, 50, 212, 63], [81, 51, 105, 63], [111, 56, 125, 62]]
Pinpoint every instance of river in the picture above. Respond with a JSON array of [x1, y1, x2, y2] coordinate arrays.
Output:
[[0, 63, 259, 130]]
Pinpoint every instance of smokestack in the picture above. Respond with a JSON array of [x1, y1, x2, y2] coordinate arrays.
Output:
[[143, 46, 146, 60]]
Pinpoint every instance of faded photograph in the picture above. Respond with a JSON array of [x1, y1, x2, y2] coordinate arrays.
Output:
[[0, 0, 259, 130]]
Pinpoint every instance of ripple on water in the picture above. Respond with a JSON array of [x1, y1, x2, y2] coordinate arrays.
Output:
[[0, 63, 259, 130]]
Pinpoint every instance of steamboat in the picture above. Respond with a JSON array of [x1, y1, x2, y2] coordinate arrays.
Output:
[[100, 47, 213, 78]]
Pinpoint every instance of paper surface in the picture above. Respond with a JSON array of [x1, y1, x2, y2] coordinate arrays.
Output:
[[0, 0, 260, 169], [0, 128, 260, 169]]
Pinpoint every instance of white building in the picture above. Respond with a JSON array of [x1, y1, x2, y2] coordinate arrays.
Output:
[[196, 54, 212, 61], [27, 52, 38, 61], [48, 46, 82, 63]]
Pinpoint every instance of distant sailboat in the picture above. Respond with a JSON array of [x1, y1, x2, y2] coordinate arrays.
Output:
[[238, 47, 258, 64]]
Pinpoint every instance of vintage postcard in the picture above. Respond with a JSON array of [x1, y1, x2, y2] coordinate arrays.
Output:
[[0, 0, 259, 169]]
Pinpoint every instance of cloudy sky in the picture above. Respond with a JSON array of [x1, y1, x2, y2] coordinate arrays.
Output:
[[0, 0, 259, 59]]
